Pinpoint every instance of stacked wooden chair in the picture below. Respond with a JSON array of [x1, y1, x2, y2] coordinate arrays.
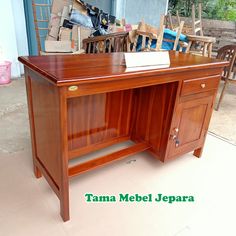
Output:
[[186, 3, 216, 57], [163, 14, 188, 52], [131, 16, 165, 52]]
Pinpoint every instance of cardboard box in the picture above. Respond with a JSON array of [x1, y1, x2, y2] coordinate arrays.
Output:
[[79, 26, 92, 50], [46, 35, 57, 41], [71, 25, 79, 52], [45, 40, 72, 52], [49, 0, 72, 39], [48, 14, 61, 39], [60, 6, 70, 26], [51, 0, 72, 14], [59, 27, 72, 41]]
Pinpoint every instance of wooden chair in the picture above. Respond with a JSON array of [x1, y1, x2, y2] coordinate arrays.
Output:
[[186, 3, 216, 57], [186, 35, 216, 57], [165, 10, 181, 31], [215, 45, 236, 110], [192, 3, 203, 36], [83, 32, 130, 54], [32, 0, 52, 55], [163, 21, 187, 52], [131, 16, 165, 52], [165, 11, 192, 35]]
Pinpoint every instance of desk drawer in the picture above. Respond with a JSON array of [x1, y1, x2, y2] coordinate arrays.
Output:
[[181, 76, 220, 97]]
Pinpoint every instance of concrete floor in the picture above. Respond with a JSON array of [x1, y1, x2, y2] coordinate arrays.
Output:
[[0, 78, 236, 235], [0, 79, 29, 153], [209, 80, 236, 145]]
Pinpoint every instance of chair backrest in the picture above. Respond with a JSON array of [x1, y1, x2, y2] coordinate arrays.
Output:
[[83, 32, 129, 54], [165, 10, 181, 31], [131, 15, 165, 52], [217, 45, 236, 80], [192, 3, 203, 36]]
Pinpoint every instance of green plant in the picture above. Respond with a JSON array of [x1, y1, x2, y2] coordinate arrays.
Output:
[[168, 0, 236, 21]]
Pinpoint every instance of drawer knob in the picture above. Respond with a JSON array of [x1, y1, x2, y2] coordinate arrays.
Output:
[[68, 86, 78, 91], [200, 83, 206, 89]]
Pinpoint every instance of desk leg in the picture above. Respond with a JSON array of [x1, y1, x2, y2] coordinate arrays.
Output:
[[59, 88, 70, 222], [193, 147, 203, 158], [25, 72, 42, 179]]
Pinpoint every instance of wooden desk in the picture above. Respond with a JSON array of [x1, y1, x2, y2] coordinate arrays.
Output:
[[18, 52, 227, 221]]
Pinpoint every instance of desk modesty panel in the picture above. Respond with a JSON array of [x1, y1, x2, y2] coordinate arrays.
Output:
[[18, 51, 228, 221]]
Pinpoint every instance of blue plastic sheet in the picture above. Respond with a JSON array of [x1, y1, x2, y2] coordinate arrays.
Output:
[[136, 29, 188, 52]]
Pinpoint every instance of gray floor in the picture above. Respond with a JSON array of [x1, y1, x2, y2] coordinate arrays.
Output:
[[0, 78, 29, 154], [209, 80, 236, 145]]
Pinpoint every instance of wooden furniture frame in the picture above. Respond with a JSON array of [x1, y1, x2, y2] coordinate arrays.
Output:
[[163, 21, 187, 52], [19, 52, 227, 221], [215, 45, 236, 110], [186, 3, 216, 57], [32, 0, 52, 55], [186, 35, 216, 57], [132, 16, 165, 52], [83, 32, 129, 53], [166, 10, 181, 31], [192, 3, 203, 36]]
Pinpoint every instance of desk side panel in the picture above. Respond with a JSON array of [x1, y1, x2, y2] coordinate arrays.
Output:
[[28, 70, 61, 187], [67, 90, 133, 158], [131, 82, 178, 159]]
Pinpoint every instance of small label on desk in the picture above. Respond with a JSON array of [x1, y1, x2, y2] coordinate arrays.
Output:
[[124, 51, 170, 68], [68, 85, 78, 91]]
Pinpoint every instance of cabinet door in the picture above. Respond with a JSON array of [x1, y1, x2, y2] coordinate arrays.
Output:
[[166, 95, 214, 160]]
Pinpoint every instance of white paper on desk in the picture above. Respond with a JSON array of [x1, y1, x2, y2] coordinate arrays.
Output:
[[124, 51, 170, 68]]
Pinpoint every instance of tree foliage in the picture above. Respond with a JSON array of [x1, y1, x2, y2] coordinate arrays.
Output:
[[168, 0, 236, 21]]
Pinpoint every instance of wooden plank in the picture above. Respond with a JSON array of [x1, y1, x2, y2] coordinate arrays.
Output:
[[69, 136, 130, 159], [68, 142, 151, 177]]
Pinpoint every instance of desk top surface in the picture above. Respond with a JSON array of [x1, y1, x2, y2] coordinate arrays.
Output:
[[19, 51, 227, 86]]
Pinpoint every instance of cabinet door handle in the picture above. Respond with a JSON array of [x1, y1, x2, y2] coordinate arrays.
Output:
[[175, 139, 180, 147], [200, 83, 206, 89]]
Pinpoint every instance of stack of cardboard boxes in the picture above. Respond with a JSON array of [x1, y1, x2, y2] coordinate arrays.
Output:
[[45, 0, 92, 53], [44, 0, 138, 53]]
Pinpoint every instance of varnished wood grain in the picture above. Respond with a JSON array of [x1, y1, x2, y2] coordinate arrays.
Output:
[[131, 83, 178, 159], [181, 75, 220, 96], [18, 51, 228, 86], [29, 70, 62, 185], [19, 52, 228, 221], [67, 90, 133, 155], [24, 70, 42, 178], [166, 95, 214, 160], [69, 142, 150, 177]]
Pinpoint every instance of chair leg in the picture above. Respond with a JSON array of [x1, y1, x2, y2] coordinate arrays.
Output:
[[215, 80, 228, 111]]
